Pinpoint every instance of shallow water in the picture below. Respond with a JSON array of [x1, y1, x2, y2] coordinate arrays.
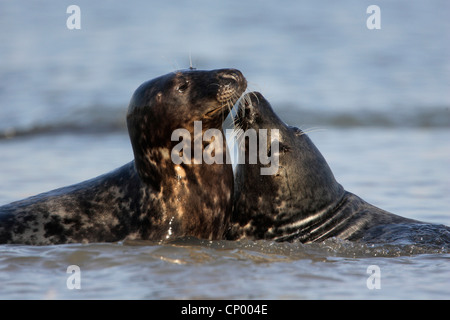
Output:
[[0, 129, 449, 299], [0, 238, 449, 300], [1, 1, 449, 299]]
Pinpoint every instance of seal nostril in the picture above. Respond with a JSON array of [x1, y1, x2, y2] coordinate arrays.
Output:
[[220, 73, 238, 84], [228, 73, 240, 83], [218, 69, 244, 85], [216, 69, 246, 103]]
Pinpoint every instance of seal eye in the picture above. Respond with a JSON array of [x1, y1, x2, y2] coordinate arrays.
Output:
[[177, 81, 189, 93]]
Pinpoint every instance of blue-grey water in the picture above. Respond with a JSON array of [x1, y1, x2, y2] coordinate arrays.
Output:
[[0, 0, 449, 299]]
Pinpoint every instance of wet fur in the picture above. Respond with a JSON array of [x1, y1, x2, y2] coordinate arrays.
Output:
[[0, 69, 247, 245], [228, 92, 450, 244]]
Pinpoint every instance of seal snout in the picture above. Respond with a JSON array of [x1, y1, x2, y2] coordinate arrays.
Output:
[[217, 69, 246, 87], [239, 91, 263, 114], [216, 69, 247, 104], [245, 91, 263, 105]]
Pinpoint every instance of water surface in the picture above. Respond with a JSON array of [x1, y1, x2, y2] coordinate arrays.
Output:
[[0, 0, 449, 299]]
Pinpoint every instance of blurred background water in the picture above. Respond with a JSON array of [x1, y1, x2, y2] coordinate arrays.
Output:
[[0, 0, 449, 299]]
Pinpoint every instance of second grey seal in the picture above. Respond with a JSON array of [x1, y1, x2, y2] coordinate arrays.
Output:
[[227, 92, 450, 245]]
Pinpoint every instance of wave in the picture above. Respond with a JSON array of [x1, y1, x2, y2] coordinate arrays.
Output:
[[1, 105, 449, 140], [123, 235, 450, 259], [0, 106, 128, 140], [276, 105, 450, 129]]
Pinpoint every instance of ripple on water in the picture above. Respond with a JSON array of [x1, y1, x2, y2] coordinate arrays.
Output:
[[0, 237, 449, 299]]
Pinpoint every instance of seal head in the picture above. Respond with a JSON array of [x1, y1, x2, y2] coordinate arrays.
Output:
[[229, 92, 345, 240], [126, 68, 247, 240], [127, 69, 246, 189]]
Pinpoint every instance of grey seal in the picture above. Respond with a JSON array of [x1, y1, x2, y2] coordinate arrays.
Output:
[[227, 92, 450, 244], [0, 68, 247, 245]]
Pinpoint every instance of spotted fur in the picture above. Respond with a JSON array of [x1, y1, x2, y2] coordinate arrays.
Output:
[[0, 69, 247, 244]]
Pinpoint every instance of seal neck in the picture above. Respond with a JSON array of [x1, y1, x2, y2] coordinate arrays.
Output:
[[272, 190, 350, 242], [136, 141, 233, 240]]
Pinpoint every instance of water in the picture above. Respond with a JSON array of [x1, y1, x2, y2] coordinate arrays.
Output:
[[0, 239, 449, 300], [0, 1, 449, 299]]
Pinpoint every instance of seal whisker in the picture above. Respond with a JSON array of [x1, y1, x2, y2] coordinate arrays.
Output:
[[231, 92, 244, 123], [188, 52, 196, 70], [249, 91, 260, 104], [245, 81, 264, 93], [223, 98, 234, 125], [298, 127, 327, 136]]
